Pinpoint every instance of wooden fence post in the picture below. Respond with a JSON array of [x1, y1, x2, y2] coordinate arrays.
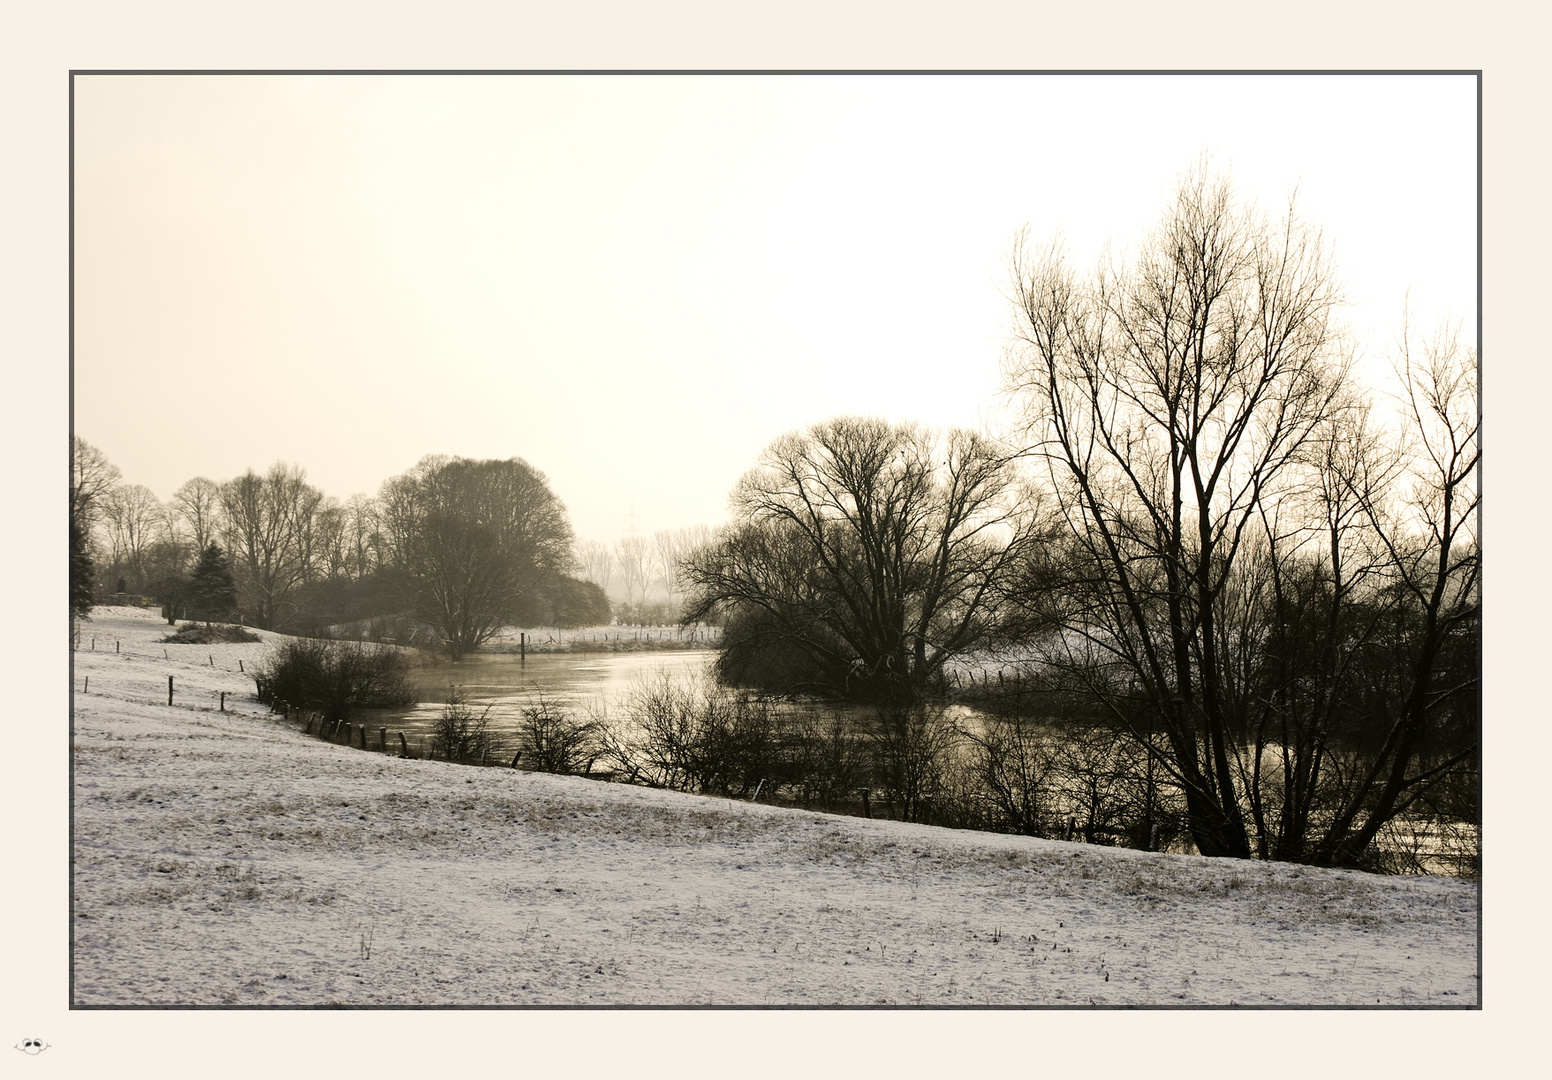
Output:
[[84, 676, 89, 693], [168, 676, 174, 705], [399, 732, 411, 758], [220, 691, 226, 711], [379, 727, 388, 752]]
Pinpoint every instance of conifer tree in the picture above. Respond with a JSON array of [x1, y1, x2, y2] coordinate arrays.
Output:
[[70, 521, 95, 619], [187, 543, 238, 624]]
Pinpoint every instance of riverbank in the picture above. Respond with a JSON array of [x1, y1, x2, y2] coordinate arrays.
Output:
[[71, 606, 1478, 1006], [479, 622, 721, 654]]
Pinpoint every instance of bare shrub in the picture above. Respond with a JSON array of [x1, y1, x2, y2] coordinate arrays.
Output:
[[868, 704, 960, 824], [429, 689, 492, 763], [601, 670, 787, 798], [253, 637, 415, 719], [1044, 726, 1187, 849], [958, 715, 1055, 837], [787, 710, 869, 811], [517, 695, 601, 775]]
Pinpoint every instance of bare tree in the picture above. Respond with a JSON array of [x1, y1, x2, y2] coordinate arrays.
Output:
[[219, 462, 325, 629], [649, 525, 715, 611], [615, 535, 651, 609], [1003, 165, 1348, 858], [71, 437, 121, 530], [1002, 164, 1477, 868], [651, 530, 682, 608], [1304, 317, 1479, 867], [576, 539, 615, 595], [99, 483, 166, 593], [342, 493, 383, 580], [171, 477, 224, 555], [684, 416, 1038, 701]]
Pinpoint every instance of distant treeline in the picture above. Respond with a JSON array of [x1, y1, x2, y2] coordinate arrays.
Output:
[[70, 448, 615, 654]]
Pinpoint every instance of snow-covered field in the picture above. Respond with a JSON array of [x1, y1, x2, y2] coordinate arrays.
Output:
[[71, 607, 1478, 1008]]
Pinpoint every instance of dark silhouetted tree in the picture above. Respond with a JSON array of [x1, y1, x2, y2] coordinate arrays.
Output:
[[70, 520, 96, 619], [71, 437, 120, 531], [187, 544, 239, 623], [684, 416, 1038, 702], [1001, 164, 1477, 868]]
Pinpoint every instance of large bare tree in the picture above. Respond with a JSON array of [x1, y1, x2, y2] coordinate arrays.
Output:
[[684, 416, 1037, 701], [615, 535, 651, 608], [1002, 165, 1477, 867]]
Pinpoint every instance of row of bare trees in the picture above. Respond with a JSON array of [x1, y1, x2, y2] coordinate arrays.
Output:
[[72, 449, 387, 630], [576, 526, 715, 614], [71, 448, 600, 650]]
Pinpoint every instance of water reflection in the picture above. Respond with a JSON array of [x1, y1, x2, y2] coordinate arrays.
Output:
[[362, 649, 712, 746]]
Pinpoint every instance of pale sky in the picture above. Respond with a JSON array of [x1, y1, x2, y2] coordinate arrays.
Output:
[[72, 73, 1477, 543]]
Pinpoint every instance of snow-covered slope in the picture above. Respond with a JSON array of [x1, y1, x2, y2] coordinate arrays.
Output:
[[71, 607, 1478, 1007]]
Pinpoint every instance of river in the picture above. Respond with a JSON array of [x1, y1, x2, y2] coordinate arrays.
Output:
[[352, 646, 1474, 875], [360, 647, 713, 752]]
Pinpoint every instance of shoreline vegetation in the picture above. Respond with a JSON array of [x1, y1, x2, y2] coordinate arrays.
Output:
[[444, 624, 722, 656], [132, 605, 1476, 879]]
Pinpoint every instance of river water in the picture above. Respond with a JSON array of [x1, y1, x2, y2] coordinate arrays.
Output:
[[360, 648, 713, 751], [352, 647, 1474, 875]]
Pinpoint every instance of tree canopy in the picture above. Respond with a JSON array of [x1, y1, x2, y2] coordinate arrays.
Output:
[[378, 455, 576, 659], [684, 417, 1037, 701]]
